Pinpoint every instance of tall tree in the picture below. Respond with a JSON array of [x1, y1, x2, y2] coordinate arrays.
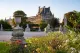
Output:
[[39, 21, 47, 30], [64, 12, 78, 28], [0, 20, 12, 30], [64, 10, 80, 31], [49, 18, 59, 28]]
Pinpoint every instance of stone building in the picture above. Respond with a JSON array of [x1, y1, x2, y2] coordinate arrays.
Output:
[[6, 6, 54, 26], [27, 6, 54, 24]]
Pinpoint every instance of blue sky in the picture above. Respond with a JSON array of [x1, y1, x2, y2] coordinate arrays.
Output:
[[0, 0, 80, 22]]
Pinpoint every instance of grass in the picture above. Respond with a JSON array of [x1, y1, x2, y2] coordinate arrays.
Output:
[[0, 42, 10, 53]]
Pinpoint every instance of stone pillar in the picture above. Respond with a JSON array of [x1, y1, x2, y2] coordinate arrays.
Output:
[[43, 6, 45, 13], [64, 17, 67, 26], [59, 25, 63, 32], [45, 24, 51, 33], [63, 17, 67, 33]]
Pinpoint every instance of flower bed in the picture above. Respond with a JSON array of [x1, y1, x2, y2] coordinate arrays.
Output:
[[0, 31, 80, 53]]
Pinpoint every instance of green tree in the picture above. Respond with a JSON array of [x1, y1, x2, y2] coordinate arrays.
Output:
[[73, 10, 80, 25], [64, 10, 80, 32], [0, 20, 12, 31], [49, 18, 59, 28], [65, 11, 78, 28], [13, 10, 26, 17], [39, 21, 47, 31], [12, 18, 16, 27]]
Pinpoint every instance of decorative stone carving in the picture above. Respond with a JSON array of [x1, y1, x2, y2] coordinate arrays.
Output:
[[11, 16, 26, 44], [25, 24, 30, 32], [45, 24, 51, 32], [0, 24, 3, 31], [63, 17, 67, 33], [59, 25, 63, 32], [38, 27, 41, 32]]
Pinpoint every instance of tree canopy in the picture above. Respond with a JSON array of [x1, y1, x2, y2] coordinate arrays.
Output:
[[0, 20, 12, 31], [39, 21, 47, 30], [13, 10, 26, 17], [64, 10, 80, 31], [49, 18, 59, 28]]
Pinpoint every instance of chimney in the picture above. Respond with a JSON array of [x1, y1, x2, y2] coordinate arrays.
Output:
[[43, 6, 45, 13], [38, 6, 40, 13], [48, 7, 50, 13], [48, 7, 50, 10]]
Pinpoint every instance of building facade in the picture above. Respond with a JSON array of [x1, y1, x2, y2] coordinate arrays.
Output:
[[27, 6, 54, 24]]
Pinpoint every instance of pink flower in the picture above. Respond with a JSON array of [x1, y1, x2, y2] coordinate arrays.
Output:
[[16, 40, 22, 44]]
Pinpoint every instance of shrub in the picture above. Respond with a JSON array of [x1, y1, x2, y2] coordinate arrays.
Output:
[[26, 31, 80, 53], [0, 31, 80, 53]]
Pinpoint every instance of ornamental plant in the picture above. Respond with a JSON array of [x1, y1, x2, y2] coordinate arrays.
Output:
[[0, 31, 80, 53], [9, 40, 28, 53]]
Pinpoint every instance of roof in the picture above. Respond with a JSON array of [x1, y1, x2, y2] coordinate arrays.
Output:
[[38, 7, 52, 16]]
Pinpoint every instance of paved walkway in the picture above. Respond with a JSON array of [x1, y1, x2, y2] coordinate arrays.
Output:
[[0, 31, 46, 41]]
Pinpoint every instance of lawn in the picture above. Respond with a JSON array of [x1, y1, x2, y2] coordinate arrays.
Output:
[[0, 42, 10, 53]]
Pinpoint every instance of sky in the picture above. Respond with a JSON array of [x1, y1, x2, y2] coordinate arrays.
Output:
[[0, 0, 80, 22]]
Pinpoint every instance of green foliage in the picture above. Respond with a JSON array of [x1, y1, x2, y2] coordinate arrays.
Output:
[[65, 11, 77, 28], [26, 31, 80, 53], [39, 21, 47, 30], [13, 10, 26, 17], [0, 42, 10, 53], [12, 18, 16, 27], [0, 31, 80, 53], [65, 10, 80, 32], [9, 44, 28, 53], [19, 21, 27, 30], [0, 20, 12, 30], [49, 18, 59, 28], [26, 32, 64, 53]]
